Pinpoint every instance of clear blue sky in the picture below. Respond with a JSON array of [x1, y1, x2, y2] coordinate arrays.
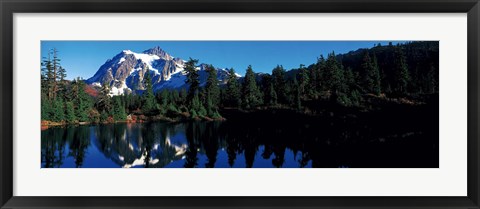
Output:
[[41, 41, 403, 80]]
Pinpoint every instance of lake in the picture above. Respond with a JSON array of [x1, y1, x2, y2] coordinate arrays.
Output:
[[41, 107, 439, 168]]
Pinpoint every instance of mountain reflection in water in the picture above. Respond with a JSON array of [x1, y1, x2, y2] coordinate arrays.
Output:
[[41, 108, 438, 168]]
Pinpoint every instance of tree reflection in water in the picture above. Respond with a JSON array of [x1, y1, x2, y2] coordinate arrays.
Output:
[[41, 107, 439, 168]]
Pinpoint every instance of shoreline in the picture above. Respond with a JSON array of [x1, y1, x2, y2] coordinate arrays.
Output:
[[41, 113, 226, 130], [41, 93, 436, 130]]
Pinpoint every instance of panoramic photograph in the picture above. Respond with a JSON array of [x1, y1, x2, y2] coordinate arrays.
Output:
[[40, 41, 439, 168]]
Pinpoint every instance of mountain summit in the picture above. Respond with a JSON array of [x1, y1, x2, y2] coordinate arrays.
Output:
[[86, 46, 239, 96]]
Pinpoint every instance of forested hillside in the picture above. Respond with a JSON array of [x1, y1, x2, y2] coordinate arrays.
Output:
[[41, 41, 439, 125]]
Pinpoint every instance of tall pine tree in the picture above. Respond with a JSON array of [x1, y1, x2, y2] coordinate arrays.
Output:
[[308, 64, 318, 98], [362, 51, 381, 95], [393, 46, 410, 94], [242, 65, 262, 109], [225, 68, 241, 107], [73, 78, 92, 122], [185, 58, 199, 106], [205, 64, 220, 115], [51, 48, 61, 99], [325, 52, 345, 94], [113, 96, 127, 121], [271, 65, 287, 104], [370, 54, 382, 95], [293, 77, 301, 110], [298, 64, 310, 99], [142, 67, 157, 114], [65, 101, 76, 123], [316, 55, 326, 92], [57, 66, 67, 99]]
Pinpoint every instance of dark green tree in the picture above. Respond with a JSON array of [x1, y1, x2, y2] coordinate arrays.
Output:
[[393, 47, 410, 94], [42, 50, 57, 100], [41, 55, 52, 99], [370, 54, 382, 95], [41, 100, 53, 121], [260, 74, 277, 106], [293, 77, 301, 110], [242, 65, 262, 109], [225, 68, 241, 107], [57, 66, 67, 98], [190, 92, 206, 118], [51, 97, 65, 122], [50, 48, 61, 99], [159, 90, 169, 107], [179, 88, 187, 104], [65, 101, 76, 123], [268, 83, 277, 106], [205, 65, 220, 115], [362, 51, 381, 95], [100, 110, 109, 123], [315, 55, 326, 91], [325, 52, 345, 94], [113, 96, 127, 121], [322, 52, 351, 106], [171, 90, 180, 105], [73, 78, 92, 122], [185, 58, 200, 106], [298, 64, 310, 99], [284, 81, 294, 105], [142, 68, 157, 113], [308, 64, 318, 98], [272, 65, 287, 103], [344, 67, 362, 107]]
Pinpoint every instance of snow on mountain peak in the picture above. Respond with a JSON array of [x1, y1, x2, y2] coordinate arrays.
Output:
[[87, 46, 241, 96], [118, 57, 126, 64], [122, 50, 133, 54], [142, 46, 173, 60], [143, 46, 163, 54]]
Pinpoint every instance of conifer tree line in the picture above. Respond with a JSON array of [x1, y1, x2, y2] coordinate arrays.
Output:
[[41, 48, 94, 124], [41, 41, 438, 124]]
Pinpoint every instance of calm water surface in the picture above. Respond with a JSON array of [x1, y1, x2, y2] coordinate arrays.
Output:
[[41, 109, 439, 168]]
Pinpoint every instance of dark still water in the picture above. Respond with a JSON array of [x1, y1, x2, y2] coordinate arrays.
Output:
[[41, 108, 439, 168]]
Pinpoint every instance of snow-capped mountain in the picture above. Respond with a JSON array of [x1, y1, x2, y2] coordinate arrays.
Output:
[[86, 46, 240, 96]]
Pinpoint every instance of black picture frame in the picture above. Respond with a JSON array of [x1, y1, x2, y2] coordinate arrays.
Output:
[[1, 0, 479, 208]]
